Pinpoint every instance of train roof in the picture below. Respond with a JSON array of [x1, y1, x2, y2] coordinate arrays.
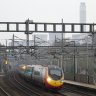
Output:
[[18, 64, 62, 69], [48, 65, 62, 69]]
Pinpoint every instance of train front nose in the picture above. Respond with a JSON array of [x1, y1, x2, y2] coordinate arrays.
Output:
[[45, 77, 64, 89], [46, 65, 64, 90]]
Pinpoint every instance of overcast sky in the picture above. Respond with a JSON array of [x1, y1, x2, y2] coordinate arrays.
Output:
[[0, 0, 96, 44]]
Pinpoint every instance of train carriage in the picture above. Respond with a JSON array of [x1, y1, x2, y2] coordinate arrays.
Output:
[[18, 64, 64, 90]]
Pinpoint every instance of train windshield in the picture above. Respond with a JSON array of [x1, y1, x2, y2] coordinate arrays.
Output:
[[49, 67, 62, 80]]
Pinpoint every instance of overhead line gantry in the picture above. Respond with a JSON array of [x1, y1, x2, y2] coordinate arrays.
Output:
[[0, 20, 95, 33]]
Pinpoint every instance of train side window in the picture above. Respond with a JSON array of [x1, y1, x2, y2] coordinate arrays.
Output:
[[34, 71, 40, 76]]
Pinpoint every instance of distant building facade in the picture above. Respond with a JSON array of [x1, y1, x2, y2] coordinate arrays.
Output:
[[32, 34, 48, 42], [32, 34, 48, 46], [49, 33, 62, 43], [72, 34, 92, 44]]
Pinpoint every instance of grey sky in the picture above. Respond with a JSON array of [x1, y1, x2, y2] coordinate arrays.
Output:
[[0, 0, 96, 44]]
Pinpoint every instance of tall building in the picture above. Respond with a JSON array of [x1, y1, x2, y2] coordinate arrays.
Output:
[[80, 2, 86, 31], [72, 2, 91, 44], [72, 2, 86, 41]]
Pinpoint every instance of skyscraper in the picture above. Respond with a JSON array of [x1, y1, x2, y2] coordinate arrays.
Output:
[[80, 2, 86, 31], [72, 2, 87, 44]]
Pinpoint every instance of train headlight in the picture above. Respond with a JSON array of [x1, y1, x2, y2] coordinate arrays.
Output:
[[5, 60, 8, 64], [47, 77, 51, 82], [61, 80, 64, 83], [22, 66, 26, 69]]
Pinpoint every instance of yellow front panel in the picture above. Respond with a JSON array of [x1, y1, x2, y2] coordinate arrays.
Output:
[[47, 76, 64, 87]]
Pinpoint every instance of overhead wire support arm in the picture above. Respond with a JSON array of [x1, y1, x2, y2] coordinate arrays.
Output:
[[25, 19, 30, 54]]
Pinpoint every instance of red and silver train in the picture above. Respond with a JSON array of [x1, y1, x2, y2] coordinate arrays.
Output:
[[18, 64, 64, 90]]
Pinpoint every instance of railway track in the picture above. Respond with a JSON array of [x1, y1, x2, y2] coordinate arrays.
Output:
[[2, 71, 96, 96], [10, 71, 96, 96], [8, 71, 43, 96], [12, 71, 67, 96], [1, 71, 65, 96], [14, 72, 65, 96], [0, 86, 11, 96]]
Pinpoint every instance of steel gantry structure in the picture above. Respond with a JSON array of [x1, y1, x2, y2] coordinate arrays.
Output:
[[0, 20, 95, 33], [0, 19, 96, 51]]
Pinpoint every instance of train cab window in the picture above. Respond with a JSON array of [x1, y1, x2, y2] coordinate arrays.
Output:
[[49, 68, 62, 80], [50, 69, 61, 77]]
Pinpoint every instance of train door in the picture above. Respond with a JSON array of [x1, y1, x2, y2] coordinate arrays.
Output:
[[42, 67, 47, 84], [32, 67, 40, 82], [32, 67, 43, 85], [39, 67, 44, 84]]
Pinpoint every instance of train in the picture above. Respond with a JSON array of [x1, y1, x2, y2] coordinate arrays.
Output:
[[18, 64, 64, 90]]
